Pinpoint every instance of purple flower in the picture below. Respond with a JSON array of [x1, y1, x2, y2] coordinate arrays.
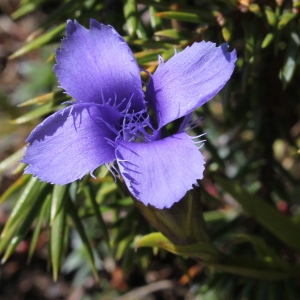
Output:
[[22, 19, 236, 209]]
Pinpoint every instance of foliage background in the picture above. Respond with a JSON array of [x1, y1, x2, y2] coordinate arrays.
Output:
[[0, 0, 300, 299]]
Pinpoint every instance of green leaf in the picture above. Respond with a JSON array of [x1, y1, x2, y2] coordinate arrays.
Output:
[[0, 175, 31, 204], [149, 5, 162, 31], [18, 91, 71, 107], [10, 102, 60, 125], [39, 0, 80, 30], [11, 0, 44, 20], [161, 48, 179, 61], [261, 33, 274, 48], [136, 18, 148, 40], [229, 234, 289, 269], [0, 178, 49, 258], [67, 198, 99, 281], [222, 26, 231, 42], [278, 12, 297, 30], [0, 147, 25, 174], [203, 209, 239, 223], [115, 236, 132, 261], [155, 11, 214, 24], [0, 147, 25, 176], [215, 176, 300, 250], [280, 31, 300, 86], [133, 184, 211, 246], [264, 6, 277, 27], [136, 232, 220, 263], [83, 185, 110, 249], [50, 185, 68, 281], [9, 23, 65, 59], [50, 185, 68, 224], [0, 177, 47, 239], [27, 194, 51, 264], [0, 89, 16, 117], [249, 4, 262, 17], [134, 49, 163, 65], [210, 255, 300, 280], [123, 0, 138, 37], [294, 1, 300, 8], [126, 38, 176, 49], [1, 189, 47, 263], [221, 19, 233, 42], [154, 29, 192, 40]]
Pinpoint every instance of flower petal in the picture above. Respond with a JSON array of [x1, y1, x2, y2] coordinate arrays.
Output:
[[145, 42, 237, 128], [116, 132, 205, 209], [54, 19, 145, 112], [23, 103, 122, 184]]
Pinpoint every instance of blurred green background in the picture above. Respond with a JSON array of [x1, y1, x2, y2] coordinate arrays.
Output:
[[0, 0, 300, 299]]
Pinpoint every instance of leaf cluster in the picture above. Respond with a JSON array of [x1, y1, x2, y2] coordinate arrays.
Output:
[[1, 0, 300, 299]]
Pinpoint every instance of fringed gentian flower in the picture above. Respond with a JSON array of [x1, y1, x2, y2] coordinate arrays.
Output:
[[22, 19, 236, 209]]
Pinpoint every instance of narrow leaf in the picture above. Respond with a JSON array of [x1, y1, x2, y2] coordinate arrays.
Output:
[[134, 49, 163, 65], [123, 0, 138, 37], [261, 33, 274, 48], [0, 147, 25, 176], [215, 176, 300, 250], [50, 185, 68, 224], [0, 175, 30, 204], [149, 5, 162, 31], [9, 23, 65, 59], [230, 234, 289, 269], [280, 31, 300, 86], [210, 254, 300, 280], [154, 29, 192, 40], [278, 12, 297, 29], [155, 11, 214, 24], [126, 39, 176, 49], [249, 4, 262, 17], [264, 6, 277, 27], [1, 190, 47, 263], [115, 237, 132, 261], [1, 177, 46, 238], [50, 186, 67, 281], [10, 103, 60, 125], [136, 232, 220, 263], [222, 25, 231, 42], [18, 91, 70, 107], [83, 185, 110, 249], [39, 0, 80, 30], [27, 194, 51, 264], [11, 0, 44, 20], [67, 198, 99, 281]]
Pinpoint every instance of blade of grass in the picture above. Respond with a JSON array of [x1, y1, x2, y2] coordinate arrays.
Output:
[[18, 91, 71, 107], [50, 185, 68, 281], [10, 103, 61, 125], [155, 11, 215, 24], [50, 185, 68, 224], [11, 0, 45, 20], [67, 198, 99, 281], [27, 194, 51, 264], [0, 147, 25, 176], [124, 0, 138, 37], [215, 176, 300, 250], [39, 0, 80, 29], [9, 23, 65, 59], [1, 189, 48, 263], [1, 177, 47, 238], [83, 185, 110, 249], [0, 176, 31, 206]]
